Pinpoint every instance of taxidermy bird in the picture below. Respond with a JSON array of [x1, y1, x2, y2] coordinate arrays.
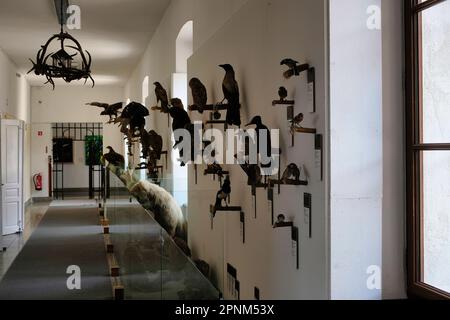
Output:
[[281, 58, 300, 78], [213, 175, 231, 216], [281, 163, 301, 183], [169, 98, 192, 135], [140, 129, 163, 160], [204, 163, 225, 177], [290, 113, 304, 133], [86, 102, 123, 122], [219, 64, 241, 127], [189, 78, 208, 114], [169, 98, 194, 165], [278, 87, 288, 101], [121, 101, 149, 136], [246, 116, 272, 165], [154, 82, 170, 113], [103, 146, 125, 168], [130, 180, 186, 239]]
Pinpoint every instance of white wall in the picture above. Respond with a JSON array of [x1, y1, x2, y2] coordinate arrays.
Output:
[[329, 0, 382, 300], [30, 85, 125, 198], [0, 47, 31, 205]]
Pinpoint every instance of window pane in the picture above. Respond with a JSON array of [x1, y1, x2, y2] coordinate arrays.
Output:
[[421, 1, 450, 143], [422, 150, 450, 293]]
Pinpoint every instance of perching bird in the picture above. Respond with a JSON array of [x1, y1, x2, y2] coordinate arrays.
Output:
[[121, 101, 149, 136], [86, 102, 123, 122], [103, 146, 125, 167], [290, 113, 304, 133], [278, 87, 288, 101], [281, 163, 301, 183], [189, 78, 208, 114], [214, 175, 231, 216], [140, 129, 163, 160], [240, 162, 262, 186], [169, 98, 193, 165], [280, 58, 300, 79], [281, 58, 300, 78], [154, 82, 170, 113], [246, 116, 272, 166], [204, 163, 225, 177], [219, 64, 241, 127]]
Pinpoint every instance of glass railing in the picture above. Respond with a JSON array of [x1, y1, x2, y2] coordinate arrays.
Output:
[[104, 165, 220, 300]]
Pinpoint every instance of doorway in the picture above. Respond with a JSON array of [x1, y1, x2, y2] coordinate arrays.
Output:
[[1, 119, 24, 236]]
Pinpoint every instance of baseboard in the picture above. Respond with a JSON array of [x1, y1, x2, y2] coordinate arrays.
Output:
[[32, 197, 53, 203], [24, 198, 33, 208]]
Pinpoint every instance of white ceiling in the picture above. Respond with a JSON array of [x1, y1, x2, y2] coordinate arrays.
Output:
[[0, 0, 171, 86]]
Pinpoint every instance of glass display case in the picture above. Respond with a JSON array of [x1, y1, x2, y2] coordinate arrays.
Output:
[[104, 166, 219, 300]]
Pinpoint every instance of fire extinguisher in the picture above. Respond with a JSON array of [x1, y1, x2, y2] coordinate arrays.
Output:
[[33, 174, 43, 191]]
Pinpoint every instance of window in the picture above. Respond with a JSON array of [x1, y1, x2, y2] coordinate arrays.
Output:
[[406, 0, 450, 299]]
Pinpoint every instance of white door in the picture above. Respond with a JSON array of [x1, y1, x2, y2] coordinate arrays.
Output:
[[1, 119, 24, 235]]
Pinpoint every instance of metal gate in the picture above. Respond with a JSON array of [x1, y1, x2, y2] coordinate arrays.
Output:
[[52, 123, 105, 200]]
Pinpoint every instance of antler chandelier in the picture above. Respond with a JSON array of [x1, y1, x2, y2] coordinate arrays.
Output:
[[28, 0, 94, 89]]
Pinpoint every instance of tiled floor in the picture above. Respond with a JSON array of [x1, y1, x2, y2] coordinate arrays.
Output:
[[0, 201, 50, 281]]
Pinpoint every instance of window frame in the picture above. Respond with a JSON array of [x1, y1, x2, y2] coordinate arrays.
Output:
[[405, 0, 450, 299]]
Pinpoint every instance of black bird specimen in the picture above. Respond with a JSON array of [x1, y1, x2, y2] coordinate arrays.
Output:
[[235, 154, 262, 186], [154, 82, 170, 113], [213, 175, 231, 216], [278, 87, 288, 101], [246, 116, 272, 166], [189, 78, 208, 114], [219, 64, 241, 127], [169, 98, 194, 166], [281, 58, 300, 78], [86, 102, 123, 122], [103, 146, 125, 168], [281, 163, 301, 183], [140, 129, 163, 160], [120, 101, 149, 137], [204, 163, 225, 177]]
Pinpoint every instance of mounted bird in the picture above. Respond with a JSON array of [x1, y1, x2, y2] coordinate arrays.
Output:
[[278, 87, 288, 101], [86, 102, 123, 122], [213, 175, 231, 217], [154, 82, 170, 113], [246, 116, 272, 167], [120, 101, 149, 137], [169, 98, 194, 166], [219, 64, 241, 127], [280, 58, 300, 79], [281, 163, 301, 183], [189, 78, 208, 114], [103, 146, 125, 168], [140, 129, 163, 161]]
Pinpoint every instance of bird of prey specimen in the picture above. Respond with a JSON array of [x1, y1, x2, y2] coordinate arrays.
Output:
[[278, 87, 288, 101], [213, 175, 231, 216], [189, 78, 208, 114], [281, 163, 301, 183], [140, 129, 163, 160], [246, 116, 272, 165], [219, 64, 241, 127], [86, 102, 123, 122], [103, 146, 125, 167], [154, 82, 170, 113], [120, 101, 149, 136]]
